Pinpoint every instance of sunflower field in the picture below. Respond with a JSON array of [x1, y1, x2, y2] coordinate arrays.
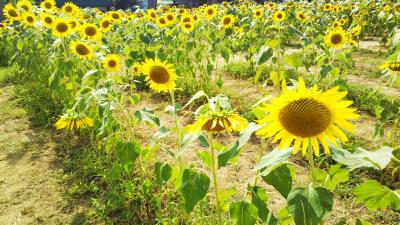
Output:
[[0, 0, 400, 224]]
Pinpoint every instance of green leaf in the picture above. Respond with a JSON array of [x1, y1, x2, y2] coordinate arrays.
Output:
[[283, 54, 303, 69], [331, 145, 393, 171], [287, 186, 333, 225], [221, 46, 231, 63], [154, 162, 172, 185], [179, 132, 201, 157], [314, 164, 349, 191], [218, 141, 240, 168], [229, 201, 259, 225], [249, 186, 278, 223], [116, 141, 141, 170], [356, 218, 372, 225], [182, 90, 208, 110], [257, 46, 274, 65], [180, 168, 210, 213], [254, 147, 293, 175], [16, 38, 24, 51], [262, 164, 293, 198], [254, 64, 267, 83], [277, 208, 295, 225], [218, 188, 237, 210], [354, 180, 400, 211], [135, 108, 160, 127], [196, 151, 213, 169]]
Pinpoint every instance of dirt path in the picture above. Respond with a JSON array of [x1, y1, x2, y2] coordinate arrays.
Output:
[[0, 86, 75, 224]]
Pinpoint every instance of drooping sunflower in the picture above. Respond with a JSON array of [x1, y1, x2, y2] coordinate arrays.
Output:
[[61, 2, 78, 15], [380, 62, 400, 74], [70, 41, 94, 60], [253, 8, 264, 19], [256, 78, 359, 156], [22, 13, 36, 27], [3, 4, 20, 22], [142, 58, 178, 93], [80, 23, 102, 40], [188, 110, 248, 133], [55, 114, 94, 131], [325, 28, 347, 49], [296, 11, 307, 23], [221, 14, 235, 28], [181, 22, 194, 32], [40, 13, 54, 28], [273, 11, 286, 23], [52, 19, 72, 38], [99, 18, 112, 32], [204, 5, 217, 20], [102, 54, 121, 72], [17, 0, 33, 12], [40, 0, 56, 11]]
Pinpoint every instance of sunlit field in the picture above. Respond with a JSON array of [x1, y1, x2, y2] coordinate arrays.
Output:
[[0, 0, 399, 224]]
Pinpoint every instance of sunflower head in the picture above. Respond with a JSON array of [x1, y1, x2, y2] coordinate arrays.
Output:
[[80, 23, 102, 40], [381, 62, 400, 73], [254, 9, 264, 19], [103, 54, 121, 72], [52, 19, 72, 38], [100, 18, 112, 32], [204, 5, 217, 20], [142, 58, 178, 93], [296, 11, 307, 23], [40, 0, 56, 11], [189, 110, 248, 133], [221, 14, 235, 28], [55, 113, 94, 131], [156, 17, 168, 28], [256, 78, 359, 156], [70, 41, 94, 60], [0, 23, 7, 30], [108, 11, 122, 23], [273, 11, 286, 23], [181, 22, 194, 32], [62, 2, 78, 15], [22, 13, 36, 27], [325, 28, 347, 49], [164, 12, 176, 24], [40, 13, 54, 28], [3, 4, 20, 22], [132, 62, 143, 75], [17, 0, 33, 12]]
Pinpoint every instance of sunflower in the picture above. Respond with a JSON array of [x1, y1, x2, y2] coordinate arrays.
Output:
[[164, 12, 176, 24], [69, 19, 81, 31], [253, 8, 264, 19], [256, 78, 359, 156], [325, 28, 347, 49], [80, 23, 102, 40], [21, 13, 36, 27], [70, 41, 94, 59], [99, 18, 112, 32], [132, 62, 142, 75], [273, 11, 286, 23], [156, 17, 168, 28], [17, 0, 33, 12], [177, 8, 187, 15], [351, 25, 362, 36], [103, 54, 121, 72], [0, 23, 6, 30], [52, 19, 72, 38], [40, 13, 54, 28], [192, 13, 200, 23], [108, 11, 122, 23], [181, 22, 194, 32], [380, 62, 400, 73], [147, 9, 157, 20], [339, 18, 347, 25], [142, 58, 177, 93], [296, 11, 307, 23], [40, 0, 56, 11], [3, 4, 20, 22], [61, 2, 78, 15], [55, 114, 94, 131], [188, 110, 248, 133], [204, 5, 217, 20], [221, 14, 235, 28], [181, 14, 193, 24]]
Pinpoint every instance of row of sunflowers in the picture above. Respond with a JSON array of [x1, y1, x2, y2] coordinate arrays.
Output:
[[1, 0, 400, 224]]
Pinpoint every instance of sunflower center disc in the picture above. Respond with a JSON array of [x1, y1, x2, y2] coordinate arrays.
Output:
[[330, 33, 343, 45], [65, 6, 73, 12], [44, 2, 52, 8], [45, 17, 52, 24], [27, 16, 34, 23], [167, 15, 173, 21], [9, 9, 18, 17], [279, 98, 331, 138], [207, 9, 214, 15], [102, 21, 110, 28], [56, 23, 68, 32], [76, 44, 89, 55], [85, 26, 97, 36], [108, 60, 117, 68], [149, 66, 170, 84], [22, 5, 29, 11], [112, 13, 119, 19], [223, 17, 231, 25]]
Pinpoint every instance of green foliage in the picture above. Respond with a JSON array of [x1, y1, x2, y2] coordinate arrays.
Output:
[[229, 201, 258, 225], [314, 164, 349, 191], [287, 186, 333, 225], [224, 62, 257, 79], [262, 164, 294, 198], [179, 168, 210, 213], [354, 180, 400, 211]]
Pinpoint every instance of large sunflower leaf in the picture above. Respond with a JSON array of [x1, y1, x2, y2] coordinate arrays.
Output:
[[353, 180, 400, 211], [229, 201, 259, 225], [254, 147, 293, 175], [330, 145, 393, 171], [179, 168, 210, 213], [287, 186, 333, 225], [262, 164, 294, 198]]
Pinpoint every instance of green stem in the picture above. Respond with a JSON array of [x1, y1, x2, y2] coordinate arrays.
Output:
[[209, 133, 221, 224], [170, 91, 183, 168], [307, 141, 315, 184], [253, 139, 266, 187]]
